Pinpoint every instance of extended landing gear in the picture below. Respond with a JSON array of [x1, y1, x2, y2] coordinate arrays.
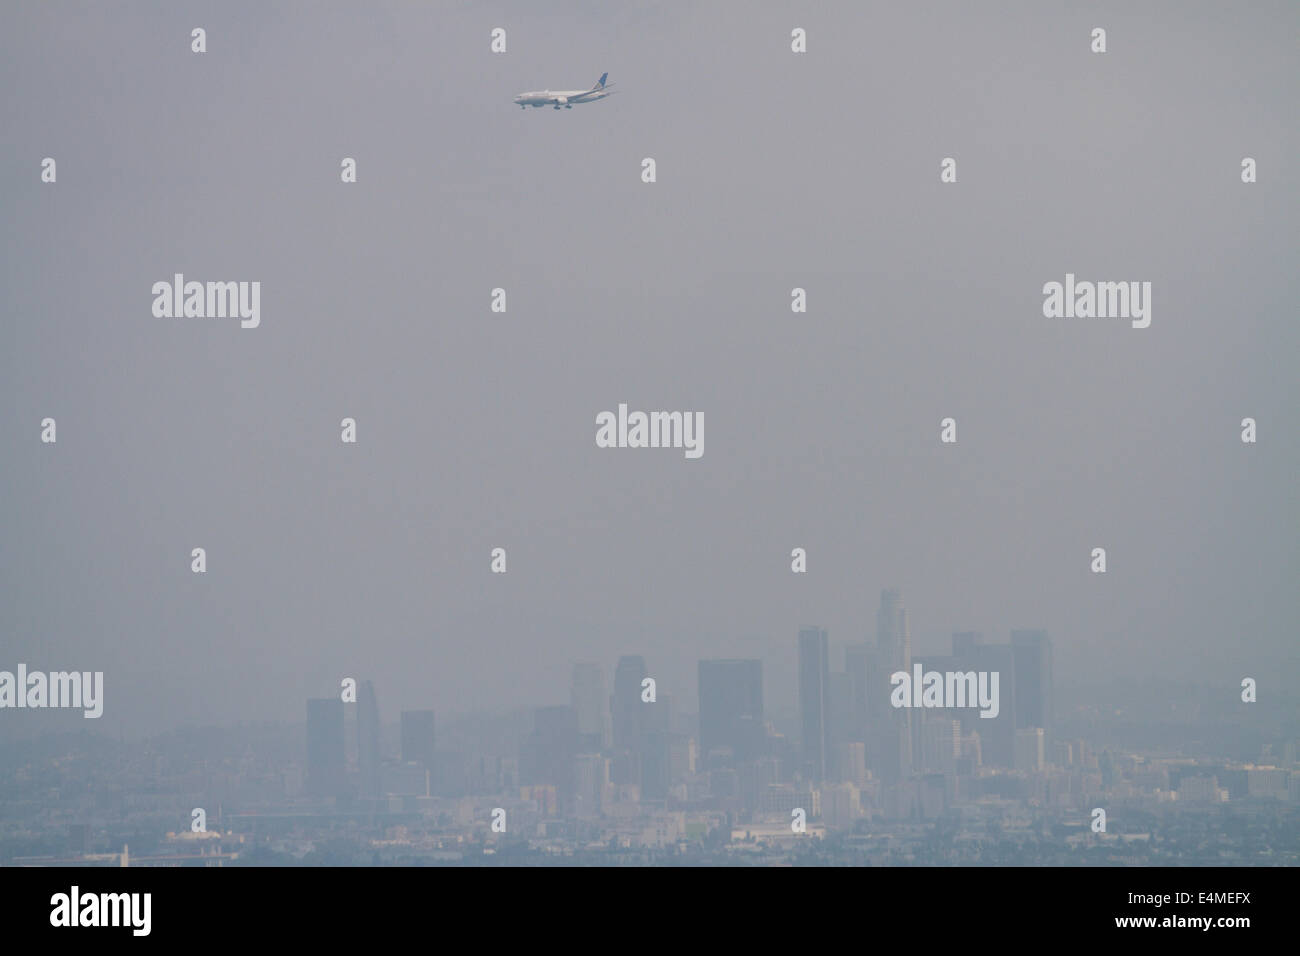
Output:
[[565, 105, 572, 109]]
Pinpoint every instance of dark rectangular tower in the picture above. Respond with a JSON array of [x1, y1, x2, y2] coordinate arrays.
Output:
[[400, 709, 436, 769], [698, 659, 764, 766], [306, 697, 346, 798], [1011, 630, 1053, 749], [798, 627, 831, 782]]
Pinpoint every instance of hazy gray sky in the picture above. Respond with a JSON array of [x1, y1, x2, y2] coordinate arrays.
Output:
[[3, 1, 1297, 736]]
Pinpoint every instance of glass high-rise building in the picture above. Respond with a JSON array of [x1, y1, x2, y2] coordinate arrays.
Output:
[[611, 655, 648, 785], [798, 627, 831, 782], [306, 697, 346, 798], [950, 632, 1017, 768], [400, 709, 436, 768], [875, 590, 913, 782], [697, 659, 763, 765], [357, 680, 381, 800], [523, 705, 579, 814], [571, 662, 609, 751], [612, 655, 647, 752], [844, 642, 877, 745], [1011, 630, 1053, 749]]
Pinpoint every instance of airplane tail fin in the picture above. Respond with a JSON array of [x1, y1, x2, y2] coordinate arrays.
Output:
[[594, 72, 608, 90]]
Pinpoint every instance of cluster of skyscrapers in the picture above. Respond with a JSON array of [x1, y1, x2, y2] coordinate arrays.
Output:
[[801, 592, 1054, 790], [302, 590, 1053, 821]]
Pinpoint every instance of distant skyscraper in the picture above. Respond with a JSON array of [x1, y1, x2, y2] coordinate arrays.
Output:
[[875, 589, 913, 782], [950, 632, 1016, 768], [827, 671, 855, 748], [633, 686, 676, 799], [356, 680, 381, 799], [640, 730, 676, 800], [400, 710, 436, 769], [612, 655, 648, 785], [306, 697, 346, 798], [612, 655, 647, 752], [523, 705, 579, 814], [844, 642, 877, 744], [1011, 630, 1053, 749], [571, 662, 609, 751], [698, 659, 764, 765], [644, 691, 673, 735], [798, 627, 831, 782], [877, 588, 910, 671]]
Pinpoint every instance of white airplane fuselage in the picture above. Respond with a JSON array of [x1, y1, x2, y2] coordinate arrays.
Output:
[[515, 74, 613, 109]]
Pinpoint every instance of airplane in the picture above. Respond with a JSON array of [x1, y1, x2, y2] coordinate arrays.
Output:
[[514, 73, 615, 110]]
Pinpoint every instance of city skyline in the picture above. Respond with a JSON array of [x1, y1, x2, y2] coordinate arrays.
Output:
[[3, 595, 1293, 866], [4, 2, 1297, 741]]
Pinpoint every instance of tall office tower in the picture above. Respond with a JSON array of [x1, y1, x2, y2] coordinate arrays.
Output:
[[571, 662, 609, 751], [356, 680, 382, 799], [827, 671, 855, 749], [644, 691, 674, 735], [844, 642, 876, 743], [874, 589, 913, 782], [400, 710, 436, 768], [611, 655, 647, 785], [950, 632, 1017, 768], [698, 659, 764, 766], [1010, 630, 1053, 750], [612, 656, 647, 751], [877, 589, 911, 671], [636, 690, 676, 800], [306, 697, 347, 798], [798, 627, 831, 782], [523, 705, 579, 814]]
